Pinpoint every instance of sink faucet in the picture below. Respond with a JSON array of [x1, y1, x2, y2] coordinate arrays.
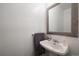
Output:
[[46, 35, 52, 41], [53, 39, 59, 43]]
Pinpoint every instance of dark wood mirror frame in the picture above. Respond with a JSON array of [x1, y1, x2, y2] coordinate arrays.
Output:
[[47, 3, 78, 37]]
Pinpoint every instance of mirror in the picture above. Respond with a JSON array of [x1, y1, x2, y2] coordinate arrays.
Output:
[[47, 3, 78, 37]]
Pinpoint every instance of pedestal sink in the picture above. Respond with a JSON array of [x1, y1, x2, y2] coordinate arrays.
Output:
[[40, 39, 69, 56]]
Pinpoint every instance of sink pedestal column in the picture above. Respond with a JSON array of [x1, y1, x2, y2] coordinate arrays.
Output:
[[46, 50, 58, 56]]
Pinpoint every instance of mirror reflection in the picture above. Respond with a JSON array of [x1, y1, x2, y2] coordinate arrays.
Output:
[[49, 3, 71, 32]]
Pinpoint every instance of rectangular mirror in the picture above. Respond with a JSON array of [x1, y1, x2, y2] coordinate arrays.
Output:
[[47, 3, 78, 37]]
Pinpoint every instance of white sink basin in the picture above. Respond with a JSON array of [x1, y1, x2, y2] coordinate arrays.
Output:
[[40, 39, 69, 55]]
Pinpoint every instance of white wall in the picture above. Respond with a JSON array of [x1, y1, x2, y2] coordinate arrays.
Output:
[[0, 3, 46, 56]]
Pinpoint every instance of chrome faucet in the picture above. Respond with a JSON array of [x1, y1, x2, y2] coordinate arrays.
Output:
[[53, 39, 59, 43], [46, 35, 52, 41]]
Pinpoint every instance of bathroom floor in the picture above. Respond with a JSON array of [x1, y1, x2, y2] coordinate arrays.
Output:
[[41, 53, 48, 56]]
